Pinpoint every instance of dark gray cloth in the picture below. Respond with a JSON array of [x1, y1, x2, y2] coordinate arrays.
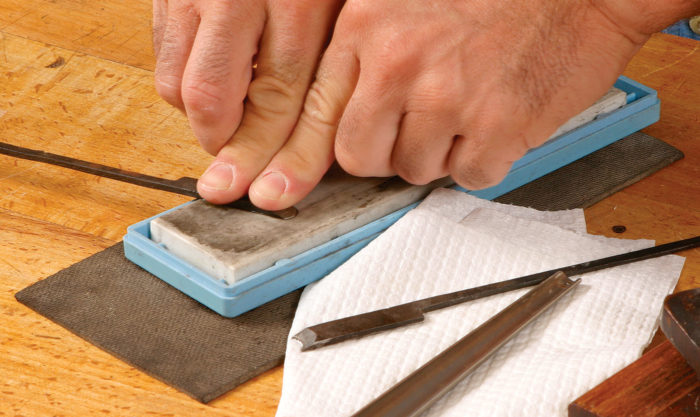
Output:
[[14, 132, 682, 403]]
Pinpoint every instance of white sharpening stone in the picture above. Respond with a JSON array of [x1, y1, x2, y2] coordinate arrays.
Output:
[[150, 166, 452, 283], [548, 87, 626, 140]]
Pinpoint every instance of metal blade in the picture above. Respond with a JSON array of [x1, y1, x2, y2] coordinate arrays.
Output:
[[294, 235, 700, 350], [0, 142, 297, 220], [294, 303, 425, 351], [351, 272, 580, 417]]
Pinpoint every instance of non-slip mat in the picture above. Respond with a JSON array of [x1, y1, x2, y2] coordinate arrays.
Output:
[[14, 132, 682, 404], [495, 131, 684, 209], [15, 243, 301, 403]]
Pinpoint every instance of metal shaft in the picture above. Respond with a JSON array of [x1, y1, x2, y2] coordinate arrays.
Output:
[[0, 141, 297, 219], [419, 235, 700, 313], [0, 141, 201, 196], [295, 235, 699, 351], [351, 272, 579, 417]]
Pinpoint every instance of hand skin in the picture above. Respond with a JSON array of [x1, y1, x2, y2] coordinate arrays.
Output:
[[152, 0, 342, 193], [154, 0, 700, 211]]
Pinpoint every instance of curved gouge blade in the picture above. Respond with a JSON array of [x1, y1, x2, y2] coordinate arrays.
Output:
[[351, 272, 579, 417], [295, 235, 700, 351]]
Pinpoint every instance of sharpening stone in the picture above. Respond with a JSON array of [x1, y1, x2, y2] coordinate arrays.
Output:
[[151, 166, 452, 283], [549, 87, 626, 139], [150, 87, 627, 285]]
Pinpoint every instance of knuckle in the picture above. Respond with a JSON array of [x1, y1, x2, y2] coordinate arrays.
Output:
[[334, 133, 363, 177], [449, 157, 502, 190], [302, 81, 337, 128], [334, 138, 381, 178], [374, 29, 413, 69], [395, 163, 433, 186], [333, 123, 360, 171], [397, 169, 433, 186], [153, 73, 182, 106], [340, 0, 375, 27], [220, 136, 272, 166], [246, 75, 299, 119], [392, 145, 435, 186], [180, 80, 225, 119], [408, 78, 454, 113]]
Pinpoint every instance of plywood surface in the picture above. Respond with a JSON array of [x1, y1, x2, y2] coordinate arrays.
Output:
[[0, 2, 698, 414]]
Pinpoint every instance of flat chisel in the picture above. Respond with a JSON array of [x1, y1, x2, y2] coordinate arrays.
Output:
[[294, 235, 700, 351]]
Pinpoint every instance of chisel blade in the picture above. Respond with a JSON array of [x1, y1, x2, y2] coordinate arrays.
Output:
[[293, 235, 700, 351], [293, 303, 425, 351]]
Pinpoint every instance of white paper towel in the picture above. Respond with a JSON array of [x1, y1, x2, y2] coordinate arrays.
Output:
[[276, 190, 685, 417], [418, 188, 588, 233]]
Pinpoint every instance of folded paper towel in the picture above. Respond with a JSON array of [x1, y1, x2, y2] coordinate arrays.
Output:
[[276, 189, 685, 417]]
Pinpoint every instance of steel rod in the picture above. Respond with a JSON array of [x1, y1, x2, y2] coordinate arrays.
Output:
[[0, 142, 297, 219]]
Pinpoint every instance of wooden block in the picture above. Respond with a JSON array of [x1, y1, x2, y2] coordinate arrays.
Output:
[[151, 166, 451, 283], [568, 340, 700, 417]]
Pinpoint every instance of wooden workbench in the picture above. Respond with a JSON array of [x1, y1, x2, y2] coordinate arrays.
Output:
[[0, 2, 698, 415]]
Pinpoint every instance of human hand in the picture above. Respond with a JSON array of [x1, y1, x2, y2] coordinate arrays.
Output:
[[179, 0, 698, 211], [152, 0, 341, 193]]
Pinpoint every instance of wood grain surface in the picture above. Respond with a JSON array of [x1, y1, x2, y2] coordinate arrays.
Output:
[[568, 341, 700, 416], [0, 1, 698, 415]]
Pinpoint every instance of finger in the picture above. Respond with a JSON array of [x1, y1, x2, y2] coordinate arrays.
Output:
[[181, 2, 265, 155], [333, 70, 404, 178], [247, 47, 360, 210], [391, 111, 454, 184], [197, 0, 342, 204], [153, 0, 200, 111], [152, 0, 168, 57]]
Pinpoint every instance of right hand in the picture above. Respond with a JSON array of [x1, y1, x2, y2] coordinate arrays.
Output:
[[152, 0, 341, 198]]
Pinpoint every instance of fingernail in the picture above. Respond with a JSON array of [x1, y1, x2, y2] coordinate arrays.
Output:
[[252, 171, 287, 200], [199, 162, 235, 191]]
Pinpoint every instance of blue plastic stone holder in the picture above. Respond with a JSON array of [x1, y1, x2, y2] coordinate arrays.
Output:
[[123, 76, 659, 317]]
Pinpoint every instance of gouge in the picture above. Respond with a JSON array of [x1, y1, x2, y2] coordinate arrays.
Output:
[[0, 141, 297, 220], [351, 272, 579, 417], [294, 235, 700, 351]]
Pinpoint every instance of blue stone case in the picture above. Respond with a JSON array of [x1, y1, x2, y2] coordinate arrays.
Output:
[[124, 76, 660, 318]]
